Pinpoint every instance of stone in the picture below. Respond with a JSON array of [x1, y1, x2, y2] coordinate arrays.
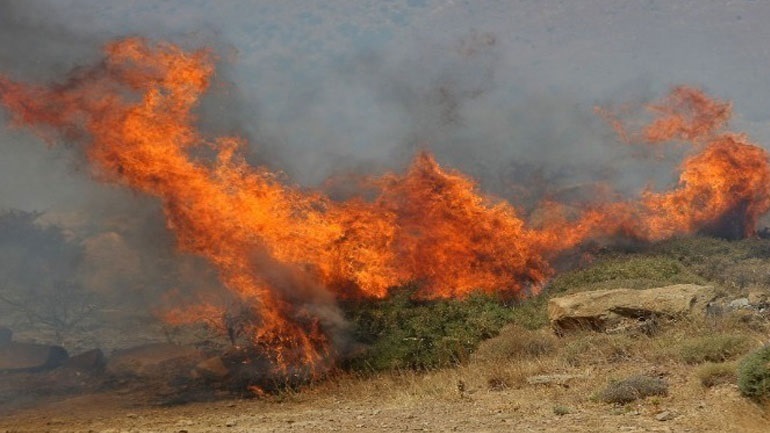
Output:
[[194, 355, 229, 380], [62, 348, 105, 372], [0, 342, 68, 373], [105, 343, 203, 378], [655, 411, 676, 421], [548, 284, 716, 333], [728, 298, 750, 309], [0, 326, 11, 346]]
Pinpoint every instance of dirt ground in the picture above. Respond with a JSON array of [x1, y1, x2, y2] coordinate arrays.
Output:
[[2, 360, 768, 433]]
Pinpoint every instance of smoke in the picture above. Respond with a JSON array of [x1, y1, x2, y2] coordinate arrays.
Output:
[[7, 1, 766, 210], [3, 0, 770, 378]]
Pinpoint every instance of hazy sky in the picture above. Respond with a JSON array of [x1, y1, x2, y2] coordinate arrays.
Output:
[[2, 0, 770, 212]]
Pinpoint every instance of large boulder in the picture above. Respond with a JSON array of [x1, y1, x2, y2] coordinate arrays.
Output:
[[548, 284, 717, 333], [0, 342, 69, 373], [62, 348, 106, 373]]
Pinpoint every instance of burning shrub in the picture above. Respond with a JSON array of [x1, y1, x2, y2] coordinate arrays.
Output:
[[737, 344, 770, 401], [343, 286, 514, 371], [3, 38, 770, 377]]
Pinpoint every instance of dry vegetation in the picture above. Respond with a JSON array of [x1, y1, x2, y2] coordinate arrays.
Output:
[[3, 235, 770, 432]]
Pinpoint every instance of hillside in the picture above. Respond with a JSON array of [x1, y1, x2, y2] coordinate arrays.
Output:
[[3, 236, 770, 432]]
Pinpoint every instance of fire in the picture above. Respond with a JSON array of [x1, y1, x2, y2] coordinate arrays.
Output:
[[2, 40, 770, 372], [639, 135, 770, 239], [608, 87, 770, 240], [366, 152, 555, 298]]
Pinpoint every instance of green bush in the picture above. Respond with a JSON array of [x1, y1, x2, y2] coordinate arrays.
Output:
[[546, 255, 703, 295], [652, 237, 770, 289], [737, 345, 770, 401], [597, 375, 668, 404], [343, 286, 515, 371], [508, 296, 549, 330], [679, 334, 752, 364]]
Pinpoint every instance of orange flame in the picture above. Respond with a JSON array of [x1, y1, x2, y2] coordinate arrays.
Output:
[[604, 87, 770, 240], [2, 40, 770, 371]]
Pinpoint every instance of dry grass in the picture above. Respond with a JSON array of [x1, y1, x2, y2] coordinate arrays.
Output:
[[301, 256, 770, 430], [324, 310, 766, 406], [563, 333, 636, 366], [696, 362, 738, 388], [473, 325, 558, 362], [678, 334, 753, 364]]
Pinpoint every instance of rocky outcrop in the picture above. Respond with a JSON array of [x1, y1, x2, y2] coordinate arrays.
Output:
[[0, 342, 69, 373], [548, 284, 717, 333], [63, 348, 106, 372], [106, 343, 203, 379], [193, 356, 230, 380]]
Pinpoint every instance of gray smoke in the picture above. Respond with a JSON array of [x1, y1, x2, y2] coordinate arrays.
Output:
[[3, 0, 770, 351]]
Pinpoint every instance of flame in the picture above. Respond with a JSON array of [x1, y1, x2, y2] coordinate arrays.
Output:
[[2, 40, 770, 372], [607, 87, 770, 240]]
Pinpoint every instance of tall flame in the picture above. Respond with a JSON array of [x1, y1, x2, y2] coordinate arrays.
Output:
[[2, 40, 769, 371], [616, 87, 770, 240]]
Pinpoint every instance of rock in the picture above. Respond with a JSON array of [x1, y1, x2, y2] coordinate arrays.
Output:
[[0, 326, 11, 346], [0, 342, 68, 373], [729, 298, 750, 309], [194, 356, 229, 380], [62, 348, 105, 373], [106, 343, 203, 379], [655, 411, 676, 421], [225, 419, 237, 427], [548, 284, 716, 333]]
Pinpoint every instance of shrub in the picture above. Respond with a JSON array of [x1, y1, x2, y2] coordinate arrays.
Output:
[[696, 362, 737, 388], [553, 405, 571, 416], [546, 255, 703, 295], [473, 325, 557, 361], [653, 237, 770, 289], [597, 375, 668, 404], [737, 345, 770, 401], [564, 333, 634, 367], [486, 371, 512, 391], [343, 286, 514, 371], [0, 210, 96, 343], [679, 334, 752, 364], [508, 296, 549, 330]]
